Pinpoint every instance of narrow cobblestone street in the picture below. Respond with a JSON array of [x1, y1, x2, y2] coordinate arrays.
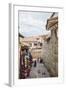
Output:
[[29, 60, 50, 78]]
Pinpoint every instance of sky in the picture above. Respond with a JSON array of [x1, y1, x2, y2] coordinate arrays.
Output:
[[18, 11, 53, 37]]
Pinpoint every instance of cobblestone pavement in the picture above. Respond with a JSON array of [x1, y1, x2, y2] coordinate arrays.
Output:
[[29, 61, 50, 78]]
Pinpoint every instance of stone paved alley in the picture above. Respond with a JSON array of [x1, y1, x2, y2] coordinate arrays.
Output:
[[29, 60, 50, 78]]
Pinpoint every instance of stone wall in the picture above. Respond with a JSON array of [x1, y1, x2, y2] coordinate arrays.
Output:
[[42, 30, 58, 77]]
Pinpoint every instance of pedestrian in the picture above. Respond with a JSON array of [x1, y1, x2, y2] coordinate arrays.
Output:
[[34, 60, 37, 67], [40, 58, 43, 63]]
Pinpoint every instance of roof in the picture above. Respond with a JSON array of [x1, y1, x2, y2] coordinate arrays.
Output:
[[46, 13, 58, 30], [19, 33, 24, 38]]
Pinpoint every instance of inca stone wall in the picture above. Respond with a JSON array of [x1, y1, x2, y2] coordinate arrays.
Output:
[[42, 30, 58, 77]]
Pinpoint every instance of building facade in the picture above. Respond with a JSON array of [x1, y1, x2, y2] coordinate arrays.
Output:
[[19, 35, 44, 59]]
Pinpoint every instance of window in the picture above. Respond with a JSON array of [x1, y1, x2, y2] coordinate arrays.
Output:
[[40, 43, 43, 46], [34, 42, 37, 46]]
